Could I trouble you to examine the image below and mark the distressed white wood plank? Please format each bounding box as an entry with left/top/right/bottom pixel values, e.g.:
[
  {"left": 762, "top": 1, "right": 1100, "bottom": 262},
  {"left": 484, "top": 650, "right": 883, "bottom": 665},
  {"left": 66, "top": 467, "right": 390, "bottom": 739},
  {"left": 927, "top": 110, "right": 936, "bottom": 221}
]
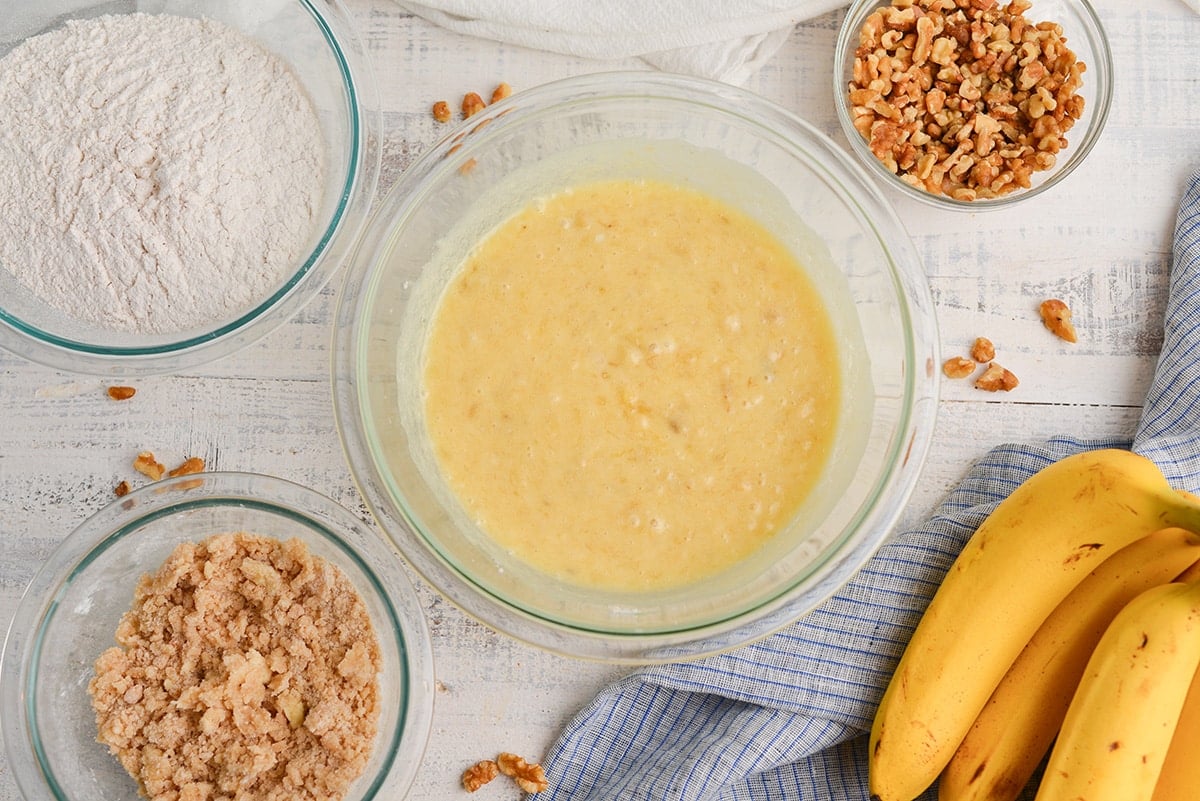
[{"left": 2, "top": 1, "right": 1199, "bottom": 800}]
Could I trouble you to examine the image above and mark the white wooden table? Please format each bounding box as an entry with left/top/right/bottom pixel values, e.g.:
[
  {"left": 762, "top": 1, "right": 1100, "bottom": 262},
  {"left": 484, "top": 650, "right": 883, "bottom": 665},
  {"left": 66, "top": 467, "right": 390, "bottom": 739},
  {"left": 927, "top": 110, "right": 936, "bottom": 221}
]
[{"left": 2, "top": 2, "right": 1199, "bottom": 799}]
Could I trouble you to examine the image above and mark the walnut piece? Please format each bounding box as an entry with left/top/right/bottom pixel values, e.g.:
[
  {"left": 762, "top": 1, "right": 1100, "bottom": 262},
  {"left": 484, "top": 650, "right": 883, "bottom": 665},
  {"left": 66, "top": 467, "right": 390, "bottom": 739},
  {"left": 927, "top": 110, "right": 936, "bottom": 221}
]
[
  {"left": 462, "top": 760, "right": 500, "bottom": 793},
  {"left": 970, "top": 337, "right": 996, "bottom": 363},
  {"left": 461, "top": 92, "right": 486, "bottom": 118},
  {"left": 942, "top": 356, "right": 976, "bottom": 379},
  {"left": 490, "top": 82, "right": 512, "bottom": 103},
  {"left": 133, "top": 451, "right": 165, "bottom": 481},
  {"left": 432, "top": 100, "right": 452, "bottom": 123},
  {"left": 1039, "top": 298, "right": 1078, "bottom": 342},
  {"left": 975, "top": 362, "right": 1020, "bottom": 392},
  {"left": 107, "top": 386, "right": 136, "bottom": 401},
  {"left": 496, "top": 753, "right": 549, "bottom": 794},
  {"left": 168, "top": 456, "right": 205, "bottom": 478},
  {"left": 848, "top": 0, "right": 1087, "bottom": 200}
]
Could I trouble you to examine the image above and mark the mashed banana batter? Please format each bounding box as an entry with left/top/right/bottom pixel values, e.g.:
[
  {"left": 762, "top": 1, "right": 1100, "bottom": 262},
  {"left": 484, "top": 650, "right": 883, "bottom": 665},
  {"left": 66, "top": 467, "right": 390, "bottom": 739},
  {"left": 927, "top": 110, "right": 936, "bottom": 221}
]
[{"left": 423, "top": 179, "right": 841, "bottom": 591}]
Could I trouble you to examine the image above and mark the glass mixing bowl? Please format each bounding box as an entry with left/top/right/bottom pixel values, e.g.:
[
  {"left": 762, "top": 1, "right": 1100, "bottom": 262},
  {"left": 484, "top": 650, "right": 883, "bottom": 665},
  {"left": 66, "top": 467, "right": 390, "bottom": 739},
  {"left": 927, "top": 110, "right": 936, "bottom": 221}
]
[
  {"left": 333, "top": 71, "right": 940, "bottom": 663},
  {"left": 0, "top": 472, "right": 434, "bottom": 801},
  {"left": 0, "top": 0, "right": 379, "bottom": 375},
  {"left": 834, "top": 0, "right": 1113, "bottom": 210}
]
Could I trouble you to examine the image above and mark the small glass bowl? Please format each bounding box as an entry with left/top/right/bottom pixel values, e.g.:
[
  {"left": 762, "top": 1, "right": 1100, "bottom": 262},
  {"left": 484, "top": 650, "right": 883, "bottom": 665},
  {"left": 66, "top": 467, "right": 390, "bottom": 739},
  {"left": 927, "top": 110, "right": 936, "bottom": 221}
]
[
  {"left": 834, "top": 0, "right": 1113, "bottom": 211},
  {"left": 0, "top": 472, "right": 434, "bottom": 801},
  {"left": 0, "top": 0, "right": 380, "bottom": 375},
  {"left": 333, "top": 71, "right": 940, "bottom": 663}
]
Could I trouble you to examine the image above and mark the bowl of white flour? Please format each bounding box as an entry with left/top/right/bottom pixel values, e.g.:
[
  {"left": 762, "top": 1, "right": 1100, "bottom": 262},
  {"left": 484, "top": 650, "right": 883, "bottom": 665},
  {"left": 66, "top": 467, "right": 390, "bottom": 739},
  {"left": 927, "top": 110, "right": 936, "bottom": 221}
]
[{"left": 0, "top": 1, "right": 379, "bottom": 375}]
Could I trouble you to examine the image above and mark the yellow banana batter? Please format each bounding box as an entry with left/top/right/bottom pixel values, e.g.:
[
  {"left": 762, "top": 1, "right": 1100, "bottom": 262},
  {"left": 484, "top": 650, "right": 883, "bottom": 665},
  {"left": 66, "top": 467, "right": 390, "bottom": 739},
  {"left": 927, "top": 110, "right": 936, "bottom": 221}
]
[{"left": 422, "top": 179, "right": 841, "bottom": 592}]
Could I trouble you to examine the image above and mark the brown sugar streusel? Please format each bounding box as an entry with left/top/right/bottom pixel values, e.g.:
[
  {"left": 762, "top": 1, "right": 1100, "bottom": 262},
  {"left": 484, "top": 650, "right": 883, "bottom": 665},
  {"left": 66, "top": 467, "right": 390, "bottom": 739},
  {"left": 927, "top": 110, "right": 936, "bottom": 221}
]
[{"left": 88, "top": 532, "right": 381, "bottom": 801}]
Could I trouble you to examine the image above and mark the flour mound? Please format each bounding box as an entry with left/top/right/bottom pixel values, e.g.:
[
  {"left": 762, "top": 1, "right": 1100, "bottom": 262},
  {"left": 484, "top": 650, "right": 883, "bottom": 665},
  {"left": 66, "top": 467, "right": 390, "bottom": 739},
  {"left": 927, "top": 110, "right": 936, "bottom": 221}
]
[{"left": 0, "top": 13, "right": 326, "bottom": 335}]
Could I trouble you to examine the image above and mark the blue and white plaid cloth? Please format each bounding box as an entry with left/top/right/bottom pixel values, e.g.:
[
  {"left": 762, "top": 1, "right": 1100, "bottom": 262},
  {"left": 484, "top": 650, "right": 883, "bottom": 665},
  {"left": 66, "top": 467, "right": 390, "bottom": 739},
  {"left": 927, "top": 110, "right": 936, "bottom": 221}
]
[{"left": 540, "top": 167, "right": 1200, "bottom": 801}]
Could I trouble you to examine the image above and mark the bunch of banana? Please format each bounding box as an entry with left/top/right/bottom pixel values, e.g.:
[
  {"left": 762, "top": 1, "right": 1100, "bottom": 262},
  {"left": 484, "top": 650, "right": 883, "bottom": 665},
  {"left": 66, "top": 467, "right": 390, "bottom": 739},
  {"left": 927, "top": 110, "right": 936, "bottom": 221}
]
[
  {"left": 1033, "top": 580, "right": 1200, "bottom": 801},
  {"left": 939, "top": 527, "right": 1200, "bottom": 801},
  {"left": 867, "top": 448, "right": 1200, "bottom": 801}
]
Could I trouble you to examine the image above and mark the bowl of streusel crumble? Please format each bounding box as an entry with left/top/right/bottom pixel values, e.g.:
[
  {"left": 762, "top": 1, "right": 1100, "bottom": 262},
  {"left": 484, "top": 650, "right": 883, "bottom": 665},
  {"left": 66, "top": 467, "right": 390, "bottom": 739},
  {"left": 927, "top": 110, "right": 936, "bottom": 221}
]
[{"left": 1, "top": 472, "right": 433, "bottom": 801}]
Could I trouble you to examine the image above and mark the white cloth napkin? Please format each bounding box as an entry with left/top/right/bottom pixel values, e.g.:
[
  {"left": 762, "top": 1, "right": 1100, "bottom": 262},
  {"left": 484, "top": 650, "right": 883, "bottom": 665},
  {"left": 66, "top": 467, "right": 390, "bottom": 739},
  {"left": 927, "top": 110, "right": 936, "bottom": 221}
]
[
  {"left": 397, "top": 0, "right": 848, "bottom": 84},
  {"left": 400, "top": 0, "right": 1200, "bottom": 84}
]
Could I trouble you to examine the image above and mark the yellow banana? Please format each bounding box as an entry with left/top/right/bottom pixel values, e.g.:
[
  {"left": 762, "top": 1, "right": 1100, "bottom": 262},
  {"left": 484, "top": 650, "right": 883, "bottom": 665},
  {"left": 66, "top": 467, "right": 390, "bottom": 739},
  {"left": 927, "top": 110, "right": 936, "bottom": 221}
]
[
  {"left": 1033, "top": 580, "right": 1200, "bottom": 801},
  {"left": 939, "top": 527, "right": 1200, "bottom": 801},
  {"left": 1152, "top": 658, "right": 1200, "bottom": 801},
  {"left": 868, "top": 449, "right": 1200, "bottom": 801},
  {"left": 1173, "top": 553, "right": 1200, "bottom": 582}
]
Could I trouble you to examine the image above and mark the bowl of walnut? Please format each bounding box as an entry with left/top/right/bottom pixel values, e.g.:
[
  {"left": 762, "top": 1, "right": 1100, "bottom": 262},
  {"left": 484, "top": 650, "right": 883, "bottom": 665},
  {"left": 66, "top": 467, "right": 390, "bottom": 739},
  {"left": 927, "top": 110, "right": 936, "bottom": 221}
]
[
  {"left": 0, "top": 472, "right": 434, "bottom": 801},
  {"left": 834, "top": 0, "right": 1113, "bottom": 208}
]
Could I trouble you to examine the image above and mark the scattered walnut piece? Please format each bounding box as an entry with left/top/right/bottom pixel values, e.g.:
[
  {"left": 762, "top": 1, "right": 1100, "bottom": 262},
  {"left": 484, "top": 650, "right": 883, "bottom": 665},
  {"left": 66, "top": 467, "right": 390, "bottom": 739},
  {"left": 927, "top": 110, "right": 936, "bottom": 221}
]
[
  {"left": 432, "top": 100, "right": 452, "bottom": 123},
  {"left": 132, "top": 451, "right": 165, "bottom": 481},
  {"left": 168, "top": 456, "right": 205, "bottom": 478},
  {"left": 970, "top": 337, "right": 996, "bottom": 363},
  {"left": 462, "top": 91, "right": 486, "bottom": 118},
  {"left": 496, "top": 753, "right": 549, "bottom": 794},
  {"left": 1039, "top": 298, "right": 1078, "bottom": 342},
  {"left": 114, "top": 480, "right": 131, "bottom": 498},
  {"left": 942, "top": 356, "right": 976, "bottom": 379},
  {"left": 490, "top": 82, "right": 512, "bottom": 103},
  {"left": 462, "top": 760, "right": 500, "bottom": 793},
  {"left": 107, "top": 385, "right": 136, "bottom": 401},
  {"left": 975, "top": 362, "right": 1020, "bottom": 392}
]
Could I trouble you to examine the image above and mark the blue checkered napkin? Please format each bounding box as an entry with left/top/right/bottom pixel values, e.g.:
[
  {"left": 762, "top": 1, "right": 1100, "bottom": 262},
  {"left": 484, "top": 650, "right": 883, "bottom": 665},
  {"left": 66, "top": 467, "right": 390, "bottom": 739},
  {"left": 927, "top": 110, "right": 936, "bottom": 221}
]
[
  {"left": 539, "top": 167, "right": 1200, "bottom": 801},
  {"left": 1135, "top": 169, "right": 1200, "bottom": 486}
]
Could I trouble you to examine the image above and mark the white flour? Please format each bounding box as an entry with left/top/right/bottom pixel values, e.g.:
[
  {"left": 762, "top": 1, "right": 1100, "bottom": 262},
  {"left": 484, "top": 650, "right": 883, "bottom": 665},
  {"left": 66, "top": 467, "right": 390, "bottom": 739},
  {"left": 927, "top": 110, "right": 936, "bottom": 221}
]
[{"left": 0, "top": 13, "right": 325, "bottom": 335}]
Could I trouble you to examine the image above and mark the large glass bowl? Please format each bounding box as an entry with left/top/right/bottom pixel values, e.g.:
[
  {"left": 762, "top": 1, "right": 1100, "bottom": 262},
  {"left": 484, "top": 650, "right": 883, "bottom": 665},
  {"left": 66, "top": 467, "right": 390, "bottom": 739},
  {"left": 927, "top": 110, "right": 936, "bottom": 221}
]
[
  {"left": 0, "top": 0, "right": 379, "bottom": 375},
  {"left": 333, "top": 71, "right": 940, "bottom": 663},
  {"left": 0, "top": 472, "right": 434, "bottom": 801},
  {"left": 834, "top": 0, "right": 1113, "bottom": 211}
]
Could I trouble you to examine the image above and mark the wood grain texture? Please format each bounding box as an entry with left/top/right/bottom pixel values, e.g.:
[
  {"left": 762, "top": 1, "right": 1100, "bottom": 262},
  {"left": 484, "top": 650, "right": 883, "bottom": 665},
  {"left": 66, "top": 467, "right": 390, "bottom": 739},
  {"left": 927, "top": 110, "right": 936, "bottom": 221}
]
[{"left": 1, "top": 2, "right": 1198, "bottom": 799}]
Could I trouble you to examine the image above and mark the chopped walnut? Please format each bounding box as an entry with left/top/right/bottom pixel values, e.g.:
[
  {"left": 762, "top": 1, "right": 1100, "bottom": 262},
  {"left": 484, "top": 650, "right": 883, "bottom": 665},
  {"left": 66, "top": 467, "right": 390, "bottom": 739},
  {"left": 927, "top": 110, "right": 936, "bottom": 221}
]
[
  {"left": 168, "top": 456, "right": 205, "bottom": 478},
  {"left": 497, "top": 753, "right": 549, "bottom": 794},
  {"left": 975, "top": 362, "right": 1020, "bottom": 392},
  {"left": 970, "top": 337, "right": 996, "bottom": 363},
  {"left": 462, "top": 92, "right": 486, "bottom": 118},
  {"left": 942, "top": 356, "right": 976, "bottom": 379},
  {"left": 847, "top": 0, "right": 1087, "bottom": 200},
  {"left": 278, "top": 691, "right": 306, "bottom": 729},
  {"left": 107, "top": 386, "right": 136, "bottom": 401},
  {"left": 114, "top": 480, "right": 131, "bottom": 498},
  {"left": 432, "top": 100, "right": 452, "bottom": 123},
  {"left": 462, "top": 760, "right": 500, "bottom": 793},
  {"left": 133, "top": 451, "right": 165, "bottom": 481},
  {"left": 490, "top": 82, "right": 512, "bottom": 104},
  {"left": 1039, "top": 298, "right": 1078, "bottom": 342}
]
